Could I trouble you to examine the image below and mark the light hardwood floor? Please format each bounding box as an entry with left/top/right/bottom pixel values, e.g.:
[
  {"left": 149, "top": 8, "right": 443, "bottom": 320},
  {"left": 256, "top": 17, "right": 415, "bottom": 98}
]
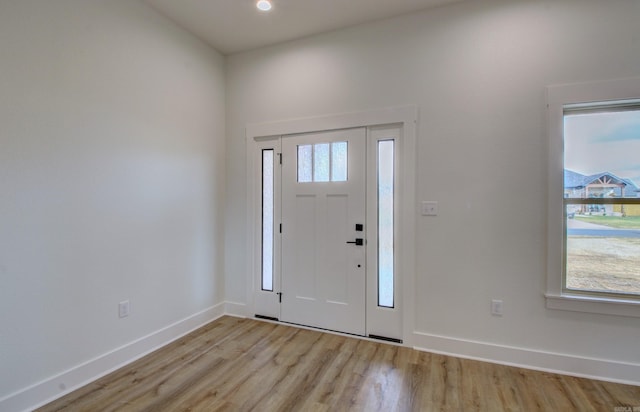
[{"left": 38, "top": 316, "right": 639, "bottom": 411}]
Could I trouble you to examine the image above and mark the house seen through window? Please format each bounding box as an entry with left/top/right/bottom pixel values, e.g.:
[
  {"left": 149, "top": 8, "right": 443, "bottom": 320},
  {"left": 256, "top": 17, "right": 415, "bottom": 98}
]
[{"left": 564, "top": 103, "right": 640, "bottom": 298}]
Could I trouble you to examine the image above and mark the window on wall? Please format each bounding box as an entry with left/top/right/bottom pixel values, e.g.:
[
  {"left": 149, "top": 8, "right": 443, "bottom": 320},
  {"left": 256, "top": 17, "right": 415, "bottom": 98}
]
[
  {"left": 547, "top": 77, "right": 640, "bottom": 317},
  {"left": 297, "top": 142, "right": 347, "bottom": 182},
  {"left": 262, "top": 149, "right": 274, "bottom": 291},
  {"left": 564, "top": 103, "right": 640, "bottom": 299},
  {"left": 378, "top": 140, "right": 395, "bottom": 308}
]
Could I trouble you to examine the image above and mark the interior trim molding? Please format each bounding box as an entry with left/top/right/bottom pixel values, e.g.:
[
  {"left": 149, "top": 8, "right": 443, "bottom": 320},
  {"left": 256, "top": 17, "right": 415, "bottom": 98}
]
[
  {"left": 245, "top": 105, "right": 418, "bottom": 344},
  {"left": 246, "top": 105, "right": 417, "bottom": 139},
  {"left": 412, "top": 330, "right": 640, "bottom": 386},
  {"left": 224, "top": 301, "right": 248, "bottom": 317},
  {"left": 2, "top": 303, "right": 225, "bottom": 412}
]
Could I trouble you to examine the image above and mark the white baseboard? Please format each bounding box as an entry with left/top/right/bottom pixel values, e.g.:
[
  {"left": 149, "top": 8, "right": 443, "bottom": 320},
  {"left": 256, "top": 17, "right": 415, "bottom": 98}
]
[
  {"left": 224, "top": 301, "right": 247, "bottom": 317},
  {"left": 413, "top": 330, "right": 640, "bottom": 386},
  {"left": 6, "top": 308, "right": 637, "bottom": 412},
  {"left": 1, "top": 302, "right": 225, "bottom": 412}
]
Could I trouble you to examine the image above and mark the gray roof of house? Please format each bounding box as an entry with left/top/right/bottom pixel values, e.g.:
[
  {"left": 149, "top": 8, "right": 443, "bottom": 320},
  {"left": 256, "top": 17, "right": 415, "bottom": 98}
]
[{"left": 564, "top": 169, "right": 639, "bottom": 195}]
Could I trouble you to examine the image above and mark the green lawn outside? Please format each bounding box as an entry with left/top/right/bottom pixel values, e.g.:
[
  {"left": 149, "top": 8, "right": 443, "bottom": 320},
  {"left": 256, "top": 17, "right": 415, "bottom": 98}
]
[{"left": 574, "top": 215, "right": 640, "bottom": 229}]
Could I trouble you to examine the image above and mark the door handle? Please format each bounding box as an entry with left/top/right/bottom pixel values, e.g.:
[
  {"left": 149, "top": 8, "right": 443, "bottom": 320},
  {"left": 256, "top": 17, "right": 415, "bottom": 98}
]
[{"left": 346, "top": 238, "right": 364, "bottom": 246}]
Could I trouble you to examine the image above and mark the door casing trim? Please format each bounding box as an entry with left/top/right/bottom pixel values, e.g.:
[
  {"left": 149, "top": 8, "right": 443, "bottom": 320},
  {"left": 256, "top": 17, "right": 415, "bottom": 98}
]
[{"left": 245, "top": 105, "right": 418, "bottom": 345}]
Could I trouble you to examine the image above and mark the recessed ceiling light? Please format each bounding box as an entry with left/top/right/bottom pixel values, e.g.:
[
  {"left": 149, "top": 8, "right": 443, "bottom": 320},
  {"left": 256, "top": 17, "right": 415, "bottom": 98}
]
[{"left": 256, "top": 0, "right": 272, "bottom": 11}]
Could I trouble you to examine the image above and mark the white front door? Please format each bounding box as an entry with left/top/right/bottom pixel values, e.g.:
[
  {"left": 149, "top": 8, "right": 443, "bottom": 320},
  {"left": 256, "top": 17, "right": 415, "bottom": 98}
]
[{"left": 281, "top": 128, "right": 366, "bottom": 335}]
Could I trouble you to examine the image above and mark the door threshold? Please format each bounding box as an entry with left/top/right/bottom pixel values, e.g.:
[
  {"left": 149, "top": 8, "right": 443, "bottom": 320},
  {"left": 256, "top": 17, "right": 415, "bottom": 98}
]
[
  {"left": 254, "top": 314, "right": 279, "bottom": 322},
  {"left": 280, "top": 320, "right": 366, "bottom": 339},
  {"left": 252, "top": 316, "right": 404, "bottom": 346},
  {"left": 368, "top": 334, "right": 403, "bottom": 344}
]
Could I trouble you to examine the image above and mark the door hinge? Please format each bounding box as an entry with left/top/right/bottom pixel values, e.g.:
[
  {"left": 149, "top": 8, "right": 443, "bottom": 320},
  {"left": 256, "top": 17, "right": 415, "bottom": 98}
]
[
  {"left": 279, "top": 223, "right": 282, "bottom": 233},
  {"left": 278, "top": 153, "right": 282, "bottom": 165},
  {"left": 277, "top": 292, "right": 282, "bottom": 303}
]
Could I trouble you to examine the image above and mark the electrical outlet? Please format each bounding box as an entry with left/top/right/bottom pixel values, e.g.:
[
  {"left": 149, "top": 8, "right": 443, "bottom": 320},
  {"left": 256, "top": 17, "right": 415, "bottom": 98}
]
[
  {"left": 491, "top": 299, "right": 503, "bottom": 316},
  {"left": 119, "top": 300, "right": 130, "bottom": 318}
]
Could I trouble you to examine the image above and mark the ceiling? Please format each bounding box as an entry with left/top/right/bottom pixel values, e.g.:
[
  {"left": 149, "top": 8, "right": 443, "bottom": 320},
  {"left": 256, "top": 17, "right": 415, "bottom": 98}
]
[{"left": 145, "top": 0, "right": 463, "bottom": 55}]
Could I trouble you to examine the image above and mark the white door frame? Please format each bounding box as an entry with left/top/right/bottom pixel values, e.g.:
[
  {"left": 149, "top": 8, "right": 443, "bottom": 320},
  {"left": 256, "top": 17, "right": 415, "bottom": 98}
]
[{"left": 245, "top": 106, "right": 417, "bottom": 345}]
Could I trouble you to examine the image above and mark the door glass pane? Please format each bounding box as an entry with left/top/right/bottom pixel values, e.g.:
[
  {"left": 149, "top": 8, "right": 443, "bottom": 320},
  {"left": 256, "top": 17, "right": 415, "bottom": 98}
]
[
  {"left": 331, "top": 141, "right": 348, "bottom": 182},
  {"left": 298, "top": 145, "right": 312, "bottom": 182},
  {"left": 314, "top": 143, "right": 330, "bottom": 182},
  {"left": 262, "top": 149, "right": 274, "bottom": 291},
  {"left": 378, "top": 140, "right": 394, "bottom": 307}
]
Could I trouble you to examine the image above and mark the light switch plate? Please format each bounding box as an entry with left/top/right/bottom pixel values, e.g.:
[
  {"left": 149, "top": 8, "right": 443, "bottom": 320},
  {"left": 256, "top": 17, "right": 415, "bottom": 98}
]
[
  {"left": 491, "top": 299, "right": 503, "bottom": 316},
  {"left": 119, "top": 300, "right": 130, "bottom": 318}
]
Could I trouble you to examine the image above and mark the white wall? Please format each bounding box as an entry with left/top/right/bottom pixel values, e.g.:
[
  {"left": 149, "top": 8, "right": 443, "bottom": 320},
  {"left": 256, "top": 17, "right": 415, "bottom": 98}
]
[
  {"left": 2, "top": 0, "right": 639, "bottom": 408},
  {"left": 0, "top": 0, "right": 226, "bottom": 407},
  {"left": 226, "top": 0, "right": 640, "bottom": 379}
]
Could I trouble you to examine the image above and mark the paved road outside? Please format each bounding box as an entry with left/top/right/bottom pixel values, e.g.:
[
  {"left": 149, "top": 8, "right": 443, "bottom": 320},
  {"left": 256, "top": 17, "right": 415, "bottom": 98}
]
[
  {"left": 567, "top": 218, "right": 640, "bottom": 238},
  {"left": 566, "top": 219, "right": 611, "bottom": 230}
]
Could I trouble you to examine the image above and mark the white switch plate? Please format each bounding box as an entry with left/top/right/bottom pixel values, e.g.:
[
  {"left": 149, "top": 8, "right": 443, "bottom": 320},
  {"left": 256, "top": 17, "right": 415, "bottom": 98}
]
[
  {"left": 119, "top": 300, "right": 130, "bottom": 318},
  {"left": 491, "top": 299, "right": 503, "bottom": 316},
  {"left": 421, "top": 201, "right": 438, "bottom": 216}
]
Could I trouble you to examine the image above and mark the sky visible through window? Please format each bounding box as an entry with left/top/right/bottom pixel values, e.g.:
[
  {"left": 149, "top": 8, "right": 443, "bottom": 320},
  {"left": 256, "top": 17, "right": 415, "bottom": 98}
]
[{"left": 564, "top": 109, "right": 640, "bottom": 185}]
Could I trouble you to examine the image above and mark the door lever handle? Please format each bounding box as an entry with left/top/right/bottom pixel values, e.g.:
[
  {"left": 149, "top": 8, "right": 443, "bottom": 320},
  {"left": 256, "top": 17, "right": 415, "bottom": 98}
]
[{"left": 346, "top": 238, "right": 364, "bottom": 246}]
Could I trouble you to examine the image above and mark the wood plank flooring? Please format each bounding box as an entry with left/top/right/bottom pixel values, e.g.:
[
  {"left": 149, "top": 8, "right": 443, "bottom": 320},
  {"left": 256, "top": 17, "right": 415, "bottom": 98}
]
[{"left": 38, "top": 316, "right": 640, "bottom": 411}]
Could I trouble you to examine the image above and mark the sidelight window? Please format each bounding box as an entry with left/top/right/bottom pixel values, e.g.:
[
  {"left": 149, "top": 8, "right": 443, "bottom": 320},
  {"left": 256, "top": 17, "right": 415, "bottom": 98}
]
[
  {"left": 262, "top": 149, "right": 274, "bottom": 291},
  {"left": 378, "top": 140, "right": 395, "bottom": 308}
]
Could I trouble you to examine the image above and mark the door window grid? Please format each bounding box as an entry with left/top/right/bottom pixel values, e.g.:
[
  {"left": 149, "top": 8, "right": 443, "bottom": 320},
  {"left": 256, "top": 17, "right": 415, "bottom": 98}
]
[
  {"left": 332, "top": 142, "right": 348, "bottom": 181},
  {"left": 378, "top": 140, "right": 395, "bottom": 308},
  {"left": 314, "top": 143, "right": 330, "bottom": 182},
  {"left": 261, "top": 149, "right": 274, "bottom": 291},
  {"left": 297, "top": 142, "right": 348, "bottom": 182}
]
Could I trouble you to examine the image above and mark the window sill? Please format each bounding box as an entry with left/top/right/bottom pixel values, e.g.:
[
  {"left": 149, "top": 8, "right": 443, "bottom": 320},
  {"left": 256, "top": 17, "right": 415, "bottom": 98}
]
[{"left": 545, "top": 293, "right": 640, "bottom": 318}]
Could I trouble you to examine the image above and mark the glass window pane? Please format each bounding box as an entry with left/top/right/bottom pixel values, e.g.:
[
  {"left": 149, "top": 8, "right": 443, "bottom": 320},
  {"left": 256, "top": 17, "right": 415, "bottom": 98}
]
[
  {"left": 262, "top": 150, "right": 274, "bottom": 291},
  {"left": 298, "top": 145, "right": 312, "bottom": 182},
  {"left": 566, "top": 203, "right": 640, "bottom": 295},
  {"left": 564, "top": 107, "right": 640, "bottom": 297},
  {"left": 378, "top": 140, "right": 394, "bottom": 307},
  {"left": 331, "top": 141, "right": 348, "bottom": 182},
  {"left": 314, "top": 143, "right": 330, "bottom": 182}
]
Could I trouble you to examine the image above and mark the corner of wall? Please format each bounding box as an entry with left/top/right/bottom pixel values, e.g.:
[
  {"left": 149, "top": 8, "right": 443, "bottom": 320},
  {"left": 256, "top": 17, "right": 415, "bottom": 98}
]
[{"left": 1, "top": 304, "right": 225, "bottom": 412}]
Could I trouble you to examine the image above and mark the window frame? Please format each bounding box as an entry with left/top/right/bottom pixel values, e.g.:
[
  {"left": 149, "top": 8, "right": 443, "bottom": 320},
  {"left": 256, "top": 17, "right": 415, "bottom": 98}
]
[
  {"left": 252, "top": 137, "right": 281, "bottom": 319},
  {"left": 366, "top": 125, "right": 403, "bottom": 339},
  {"left": 546, "top": 77, "right": 640, "bottom": 317}
]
